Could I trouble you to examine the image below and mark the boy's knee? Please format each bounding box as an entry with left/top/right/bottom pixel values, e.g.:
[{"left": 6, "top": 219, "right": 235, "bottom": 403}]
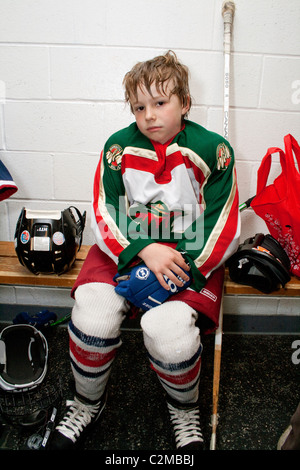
[
  {"left": 71, "top": 282, "right": 128, "bottom": 338},
  {"left": 141, "top": 301, "right": 198, "bottom": 335},
  {"left": 141, "top": 301, "right": 200, "bottom": 361}
]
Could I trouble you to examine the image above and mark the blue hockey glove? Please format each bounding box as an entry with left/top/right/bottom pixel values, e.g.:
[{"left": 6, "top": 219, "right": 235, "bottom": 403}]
[
  {"left": 114, "top": 263, "right": 192, "bottom": 311},
  {"left": 13, "top": 309, "right": 57, "bottom": 329}
]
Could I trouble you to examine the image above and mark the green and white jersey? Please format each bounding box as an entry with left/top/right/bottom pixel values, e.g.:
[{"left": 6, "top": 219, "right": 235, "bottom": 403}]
[{"left": 92, "top": 120, "right": 240, "bottom": 292}]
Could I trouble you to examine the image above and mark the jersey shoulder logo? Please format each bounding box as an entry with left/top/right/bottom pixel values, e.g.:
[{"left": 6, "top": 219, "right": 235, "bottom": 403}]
[
  {"left": 216, "top": 143, "right": 231, "bottom": 170},
  {"left": 106, "top": 144, "right": 123, "bottom": 171}
]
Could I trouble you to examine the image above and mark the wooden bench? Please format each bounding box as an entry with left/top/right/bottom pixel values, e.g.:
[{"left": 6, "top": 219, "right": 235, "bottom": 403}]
[
  {"left": 0, "top": 241, "right": 300, "bottom": 296},
  {"left": 0, "top": 241, "right": 89, "bottom": 288}
]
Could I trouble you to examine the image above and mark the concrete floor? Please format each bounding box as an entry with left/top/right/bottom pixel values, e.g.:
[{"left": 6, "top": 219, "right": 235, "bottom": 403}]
[{"left": 0, "top": 324, "right": 299, "bottom": 455}]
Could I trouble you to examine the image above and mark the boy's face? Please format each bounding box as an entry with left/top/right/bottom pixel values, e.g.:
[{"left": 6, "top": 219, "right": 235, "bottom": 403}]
[{"left": 131, "top": 80, "right": 189, "bottom": 144}]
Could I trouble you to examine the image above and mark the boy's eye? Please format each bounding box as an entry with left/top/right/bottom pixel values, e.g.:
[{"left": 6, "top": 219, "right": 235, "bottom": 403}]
[
  {"left": 135, "top": 106, "right": 144, "bottom": 112},
  {"left": 156, "top": 101, "right": 165, "bottom": 107}
]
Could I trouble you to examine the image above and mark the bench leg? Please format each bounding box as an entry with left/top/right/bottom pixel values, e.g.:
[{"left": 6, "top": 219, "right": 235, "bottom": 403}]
[{"left": 210, "top": 298, "right": 224, "bottom": 450}]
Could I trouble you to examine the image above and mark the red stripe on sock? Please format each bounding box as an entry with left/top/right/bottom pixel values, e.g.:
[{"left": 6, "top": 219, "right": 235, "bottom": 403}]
[
  {"left": 150, "top": 358, "right": 201, "bottom": 385},
  {"left": 69, "top": 337, "right": 117, "bottom": 368}
]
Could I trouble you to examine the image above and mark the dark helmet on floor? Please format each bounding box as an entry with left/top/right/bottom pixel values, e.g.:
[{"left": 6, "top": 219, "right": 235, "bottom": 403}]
[
  {"left": 0, "top": 324, "right": 63, "bottom": 430},
  {"left": 0, "top": 324, "right": 48, "bottom": 392}
]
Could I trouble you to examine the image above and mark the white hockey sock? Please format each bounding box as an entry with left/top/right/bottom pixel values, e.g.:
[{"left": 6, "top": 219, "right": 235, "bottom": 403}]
[
  {"left": 141, "top": 301, "right": 202, "bottom": 404},
  {"left": 69, "top": 282, "right": 129, "bottom": 402}
]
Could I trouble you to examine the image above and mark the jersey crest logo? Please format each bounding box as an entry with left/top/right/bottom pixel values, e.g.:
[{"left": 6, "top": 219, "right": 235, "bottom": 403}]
[
  {"left": 106, "top": 144, "right": 123, "bottom": 171},
  {"left": 216, "top": 143, "right": 231, "bottom": 170}
]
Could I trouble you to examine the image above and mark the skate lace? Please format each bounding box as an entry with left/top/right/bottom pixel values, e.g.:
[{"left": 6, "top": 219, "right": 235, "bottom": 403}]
[
  {"left": 167, "top": 402, "right": 203, "bottom": 448},
  {"left": 56, "top": 397, "right": 100, "bottom": 443}
]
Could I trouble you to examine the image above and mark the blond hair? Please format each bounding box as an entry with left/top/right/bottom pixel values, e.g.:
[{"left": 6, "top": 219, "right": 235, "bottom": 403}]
[{"left": 123, "top": 50, "right": 191, "bottom": 117}]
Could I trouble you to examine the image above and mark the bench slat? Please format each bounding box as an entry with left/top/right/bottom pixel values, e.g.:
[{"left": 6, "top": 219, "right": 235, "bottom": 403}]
[
  {"left": 224, "top": 271, "right": 300, "bottom": 296},
  {"left": 0, "top": 257, "right": 83, "bottom": 287}
]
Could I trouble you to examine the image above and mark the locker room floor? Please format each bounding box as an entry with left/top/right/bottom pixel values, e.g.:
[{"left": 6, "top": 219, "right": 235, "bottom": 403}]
[{"left": 0, "top": 318, "right": 299, "bottom": 455}]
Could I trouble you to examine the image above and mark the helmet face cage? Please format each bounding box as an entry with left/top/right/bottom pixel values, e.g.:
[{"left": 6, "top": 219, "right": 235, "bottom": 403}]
[
  {"left": 14, "top": 206, "right": 86, "bottom": 275},
  {"left": 0, "top": 375, "right": 63, "bottom": 427},
  {"left": 0, "top": 325, "right": 48, "bottom": 392},
  {"left": 226, "top": 233, "right": 291, "bottom": 294},
  {"left": 0, "top": 326, "right": 62, "bottom": 428}
]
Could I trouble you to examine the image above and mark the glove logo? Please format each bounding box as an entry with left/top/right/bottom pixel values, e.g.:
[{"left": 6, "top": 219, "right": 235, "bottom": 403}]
[{"left": 135, "top": 266, "right": 150, "bottom": 280}]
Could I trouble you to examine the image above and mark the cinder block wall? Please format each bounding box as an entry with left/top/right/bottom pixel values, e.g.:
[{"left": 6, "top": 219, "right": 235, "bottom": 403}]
[{"left": 0, "top": 0, "right": 299, "bottom": 319}]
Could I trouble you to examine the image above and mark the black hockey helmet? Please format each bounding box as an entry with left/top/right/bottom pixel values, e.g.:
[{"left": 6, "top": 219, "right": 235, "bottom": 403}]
[
  {"left": 0, "top": 324, "right": 48, "bottom": 392},
  {"left": 226, "top": 233, "right": 291, "bottom": 294},
  {"left": 14, "top": 206, "right": 86, "bottom": 275}
]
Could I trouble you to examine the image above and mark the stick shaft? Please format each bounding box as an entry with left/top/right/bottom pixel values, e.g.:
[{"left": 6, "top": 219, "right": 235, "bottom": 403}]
[
  {"left": 210, "top": 346, "right": 222, "bottom": 450},
  {"left": 210, "top": 302, "right": 223, "bottom": 450},
  {"left": 212, "top": 345, "right": 222, "bottom": 416}
]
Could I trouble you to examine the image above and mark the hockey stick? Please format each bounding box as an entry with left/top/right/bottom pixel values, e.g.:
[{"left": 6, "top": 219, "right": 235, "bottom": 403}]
[
  {"left": 222, "top": 1, "right": 235, "bottom": 141},
  {"left": 210, "top": 1, "right": 236, "bottom": 451}
]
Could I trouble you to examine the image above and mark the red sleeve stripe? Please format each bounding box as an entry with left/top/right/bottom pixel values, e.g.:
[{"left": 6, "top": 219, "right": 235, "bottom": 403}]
[
  {"left": 196, "top": 180, "right": 240, "bottom": 277},
  {"left": 92, "top": 151, "right": 128, "bottom": 258}
]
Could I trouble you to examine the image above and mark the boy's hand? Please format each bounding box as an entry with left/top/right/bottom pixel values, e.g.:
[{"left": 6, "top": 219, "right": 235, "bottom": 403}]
[
  {"left": 113, "top": 262, "right": 192, "bottom": 311},
  {"left": 137, "top": 244, "right": 191, "bottom": 290}
]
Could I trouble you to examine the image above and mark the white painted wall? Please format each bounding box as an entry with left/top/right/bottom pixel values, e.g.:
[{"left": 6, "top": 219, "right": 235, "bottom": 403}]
[{"left": 0, "top": 0, "right": 299, "bottom": 315}]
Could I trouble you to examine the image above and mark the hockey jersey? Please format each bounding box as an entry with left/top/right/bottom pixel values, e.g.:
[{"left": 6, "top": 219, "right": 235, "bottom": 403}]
[{"left": 92, "top": 120, "right": 240, "bottom": 292}]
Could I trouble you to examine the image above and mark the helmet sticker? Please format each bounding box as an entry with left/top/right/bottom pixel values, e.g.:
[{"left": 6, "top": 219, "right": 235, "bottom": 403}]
[
  {"left": 20, "top": 230, "right": 30, "bottom": 244},
  {"left": 53, "top": 231, "right": 65, "bottom": 246},
  {"left": 33, "top": 237, "right": 50, "bottom": 251}
]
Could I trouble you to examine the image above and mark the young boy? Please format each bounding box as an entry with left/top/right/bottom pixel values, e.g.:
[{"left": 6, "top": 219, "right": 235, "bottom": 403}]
[{"left": 49, "top": 51, "right": 240, "bottom": 450}]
